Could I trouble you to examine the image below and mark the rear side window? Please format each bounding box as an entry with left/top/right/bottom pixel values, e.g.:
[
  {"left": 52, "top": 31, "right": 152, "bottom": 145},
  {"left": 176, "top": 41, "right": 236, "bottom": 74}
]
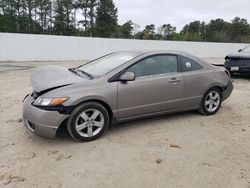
[{"left": 180, "top": 56, "right": 203, "bottom": 72}]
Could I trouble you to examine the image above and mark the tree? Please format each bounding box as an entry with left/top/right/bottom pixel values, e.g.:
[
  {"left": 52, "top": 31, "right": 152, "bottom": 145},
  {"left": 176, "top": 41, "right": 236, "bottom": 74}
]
[
  {"left": 77, "top": 0, "right": 89, "bottom": 31},
  {"left": 21, "top": 0, "right": 36, "bottom": 33},
  {"left": 95, "top": 0, "right": 118, "bottom": 37},
  {"left": 76, "top": 0, "right": 97, "bottom": 36},
  {"left": 88, "top": 0, "right": 97, "bottom": 36},
  {"left": 229, "top": 17, "right": 250, "bottom": 42},
  {"left": 0, "top": 0, "right": 6, "bottom": 14},
  {"left": 0, "top": 0, "right": 19, "bottom": 32},
  {"left": 119, "top": 20, "right": 134, "bottom": 38},
  {"left": 205, "top": 19, "right": 229, "bottom": 42},
  {"left": 53, "top": 0, "right": 67, "bottom": 35},
  {"left": 131, "top": 23, "right": 140, "bottom": 36},
  {"left": 181, "top": 21, "right": 204, "bottom": 41},
  {"left": 36, "top": 0, "right": 52, "bottom": 33},
  {"left": 142, "top": 24, "right": 155, "bottom": 39},
  {"left": 63, "top": 0, "right": 76, "bottom": 35},
  {"left": 157, "top": 24, "right": 176, "bottom": 40},
  {"left": 1, "top": 1, "right": 250, "bottom": 43}
]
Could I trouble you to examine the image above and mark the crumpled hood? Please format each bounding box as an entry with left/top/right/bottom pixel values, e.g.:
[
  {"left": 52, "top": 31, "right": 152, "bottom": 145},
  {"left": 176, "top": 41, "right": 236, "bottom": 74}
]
[{"left": 31, "top": 65, "right": 85, "bottom": 93}]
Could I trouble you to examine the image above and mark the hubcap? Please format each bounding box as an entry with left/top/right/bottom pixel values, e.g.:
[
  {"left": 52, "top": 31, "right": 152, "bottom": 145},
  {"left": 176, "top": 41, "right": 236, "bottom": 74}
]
[
  {"left": 75, "top": 109, "right": 104, "bottom": 138},
  {"left": 205, "top": 91, "right": 221, "bottom": 112}
]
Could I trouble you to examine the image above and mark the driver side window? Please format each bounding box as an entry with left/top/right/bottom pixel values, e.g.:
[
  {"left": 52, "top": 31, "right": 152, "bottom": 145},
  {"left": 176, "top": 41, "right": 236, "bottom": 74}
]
[{"left": 127, "top": 55, "right": 178, "bottom": 78}]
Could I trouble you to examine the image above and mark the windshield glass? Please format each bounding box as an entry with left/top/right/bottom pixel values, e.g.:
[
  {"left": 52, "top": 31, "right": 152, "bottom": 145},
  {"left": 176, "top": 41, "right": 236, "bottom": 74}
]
[{"left": 77, "top": 52, "right": 140, "bottom": 77}]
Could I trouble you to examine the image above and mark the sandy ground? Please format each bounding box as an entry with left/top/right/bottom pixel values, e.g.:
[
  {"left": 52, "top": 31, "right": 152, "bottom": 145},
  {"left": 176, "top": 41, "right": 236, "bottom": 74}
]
[{"left": 0, "top": 59, "right": 250, "bottom": 188}]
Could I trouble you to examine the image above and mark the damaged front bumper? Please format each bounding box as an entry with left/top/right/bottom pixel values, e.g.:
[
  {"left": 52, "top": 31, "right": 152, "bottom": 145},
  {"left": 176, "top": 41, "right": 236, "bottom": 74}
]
[{"left": 23, "top": 95, "right": 69, "bottom": 138}]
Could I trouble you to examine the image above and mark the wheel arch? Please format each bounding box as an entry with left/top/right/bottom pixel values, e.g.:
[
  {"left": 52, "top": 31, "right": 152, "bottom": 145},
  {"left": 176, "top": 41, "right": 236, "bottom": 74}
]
[
  {"left": 203, "top": 83, "right": 225, "bottom": 95},
  {"left": 209, "top": 85, "right": 224, "bottom": 93},
  {"left": 74, "top": 99, "right": 113, "bottom": 121},
  {"left": 198, "top": 85, "right": 223, "bottom": 115},
  {"left": 57, "top": 98, "right": 114, "bottom": 136},
  {"left": 199, "top": 84, "right": 224, "bottom": 108}
]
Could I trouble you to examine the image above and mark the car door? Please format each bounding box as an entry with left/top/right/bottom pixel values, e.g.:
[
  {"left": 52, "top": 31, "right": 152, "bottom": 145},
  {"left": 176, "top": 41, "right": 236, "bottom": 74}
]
[
  {"left": 178, "top": 55, "right": 208, "bottom": 110},
  {"left": 117, "top": 54, "right": 184, "bottom": 119}
]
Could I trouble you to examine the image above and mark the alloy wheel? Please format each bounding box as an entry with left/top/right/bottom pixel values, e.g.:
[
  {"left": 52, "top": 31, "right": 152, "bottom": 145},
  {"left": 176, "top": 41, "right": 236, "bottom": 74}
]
[
  {"left": 204, "top": 91, "right": 221, "bottom": 113},
  {"left": 75, "top": 109, "right": 104, "bottom": 138}
]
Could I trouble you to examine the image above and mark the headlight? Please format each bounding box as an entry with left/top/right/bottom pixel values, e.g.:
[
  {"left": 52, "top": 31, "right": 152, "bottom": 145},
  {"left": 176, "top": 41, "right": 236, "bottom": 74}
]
[{"left": 33, "top": 97, "right": 69, "bottom": 106}]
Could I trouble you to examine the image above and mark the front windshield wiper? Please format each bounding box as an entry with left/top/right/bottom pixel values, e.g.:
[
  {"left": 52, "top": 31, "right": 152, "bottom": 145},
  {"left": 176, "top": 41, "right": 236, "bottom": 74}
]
[
  {"left": 69, "top": 68, "right": 80, "bottom": 76},
  {"left": 69, "top": 68, "right": 94, "bottom": 79},
  {"left": 76, "top": 69, "right": 94, "bottom": 79}
]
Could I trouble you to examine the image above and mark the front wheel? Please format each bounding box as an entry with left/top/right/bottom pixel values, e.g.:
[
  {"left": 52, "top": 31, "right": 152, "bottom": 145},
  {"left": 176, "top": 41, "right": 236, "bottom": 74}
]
[
  {"left": 199, "top": 88, "right": 222, "bottom": 115},
  {"left": 67, "top": 102, "right": 110, "bottom": 142}
]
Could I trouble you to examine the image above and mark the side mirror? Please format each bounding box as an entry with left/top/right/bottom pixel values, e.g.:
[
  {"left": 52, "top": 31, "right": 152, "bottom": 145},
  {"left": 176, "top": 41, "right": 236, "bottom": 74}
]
[
  {"left": 238, "top": 49, "right": 242, "bottom": 52},
  {"left": 119, "top": 72, "right": 135, "bottom": 82}
]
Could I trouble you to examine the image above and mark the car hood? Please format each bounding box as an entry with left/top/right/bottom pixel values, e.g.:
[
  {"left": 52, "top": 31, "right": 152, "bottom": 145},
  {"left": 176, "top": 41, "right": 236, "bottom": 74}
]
[
  {"left": 31, "top": 65, "right": 86, "bottom": 93},
  {"left": 227, "top": 52, "right": 250, "bottom": 59}
]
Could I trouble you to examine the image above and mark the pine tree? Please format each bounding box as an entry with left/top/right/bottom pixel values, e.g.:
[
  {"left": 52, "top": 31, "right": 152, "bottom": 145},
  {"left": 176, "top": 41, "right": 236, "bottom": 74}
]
[
  {"left": 77, "top": 0, "right": 89, "bottom": 31},
  {"left": 95, "top": 0, "right": 118, "bottom": 37},
  {"left": 88, "top": 0, "right": 97, "bottom": 36},
  {"left": 53, "top": 0, "right": 75, "bottom": 35},
  {"left": 76, "top": 0, "right": 97, "bottom": 36},
  {"left": 53, "top": 0, "right": 66, "bottom": 35}
]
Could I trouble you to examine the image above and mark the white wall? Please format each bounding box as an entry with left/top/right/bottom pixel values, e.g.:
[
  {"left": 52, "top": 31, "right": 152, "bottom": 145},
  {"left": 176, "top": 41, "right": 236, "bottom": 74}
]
[{"left": 0, "top": 32, "right": 248, "bottom": 61}]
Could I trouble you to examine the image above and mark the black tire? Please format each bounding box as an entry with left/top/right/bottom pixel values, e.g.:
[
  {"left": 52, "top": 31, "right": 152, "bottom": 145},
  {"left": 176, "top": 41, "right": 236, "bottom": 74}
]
[
  {"left": 67, "top": 102, "right": 110, "bottom": 142},
  {"left": 198, "top": 87, "right": 222, "bottom": 116}
]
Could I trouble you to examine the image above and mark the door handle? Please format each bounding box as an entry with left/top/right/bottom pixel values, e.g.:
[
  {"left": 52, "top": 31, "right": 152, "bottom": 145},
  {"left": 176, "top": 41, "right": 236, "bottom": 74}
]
[{"left": 169, "top": 77, "right": 181, "bottom": 83}]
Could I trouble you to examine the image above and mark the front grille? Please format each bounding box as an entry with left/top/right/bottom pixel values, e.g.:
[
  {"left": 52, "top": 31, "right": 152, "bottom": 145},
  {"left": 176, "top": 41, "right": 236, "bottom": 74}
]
[{"left": 226, "top": 60, "right": 250, "bottom": 67}]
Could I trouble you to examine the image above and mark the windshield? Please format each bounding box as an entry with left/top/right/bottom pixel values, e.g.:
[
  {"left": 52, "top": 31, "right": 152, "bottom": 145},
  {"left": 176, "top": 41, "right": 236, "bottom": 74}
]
[{"left": 76, "top": 52, "right": 140, "bottom": 77}]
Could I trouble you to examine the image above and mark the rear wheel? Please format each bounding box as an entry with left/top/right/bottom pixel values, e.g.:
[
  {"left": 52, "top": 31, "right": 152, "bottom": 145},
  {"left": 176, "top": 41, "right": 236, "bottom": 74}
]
[
  {"left": 199, "top": 88, "right": 222, "bottom": 115},
  {"left": 67, "top": 102, "right": 109, "bottom": 142}
]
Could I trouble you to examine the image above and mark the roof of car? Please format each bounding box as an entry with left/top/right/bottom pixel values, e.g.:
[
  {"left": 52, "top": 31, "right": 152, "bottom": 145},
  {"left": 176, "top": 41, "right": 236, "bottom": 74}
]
[
  {"left": 142, "top": 50, "right": 194, "bottom": 56},
  {"left": 118, "top": 50, "right": 199, "bottom": 58},
  {"left": 119, "top": 50, "right": 207, "bottom": 65}
]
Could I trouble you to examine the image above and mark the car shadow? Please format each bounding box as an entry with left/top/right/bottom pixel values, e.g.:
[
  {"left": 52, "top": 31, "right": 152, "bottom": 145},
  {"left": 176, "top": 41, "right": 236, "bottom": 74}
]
[
  {"left": 108, "top": 110, "right": 199, "bottom": 135},
  {"left": 53, "top": 110, "right": 200, "bottom": 143}
]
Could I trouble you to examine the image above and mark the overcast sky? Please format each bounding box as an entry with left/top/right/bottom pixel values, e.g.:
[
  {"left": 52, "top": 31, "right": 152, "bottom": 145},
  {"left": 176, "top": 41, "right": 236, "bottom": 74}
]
[{"left": 113, "top": 0, "right": 250, "bottom": 31}]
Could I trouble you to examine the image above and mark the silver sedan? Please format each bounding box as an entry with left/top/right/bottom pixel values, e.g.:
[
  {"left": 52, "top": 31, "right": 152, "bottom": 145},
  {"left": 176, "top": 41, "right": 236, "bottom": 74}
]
[{"left": 23, "top": 51, "right": 233, "bottom": 141}]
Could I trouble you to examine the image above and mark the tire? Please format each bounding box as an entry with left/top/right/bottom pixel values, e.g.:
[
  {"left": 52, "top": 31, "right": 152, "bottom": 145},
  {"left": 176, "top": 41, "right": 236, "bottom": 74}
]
[
  {"left": 198, "top": 88, "right": 222, "bottom": 116},
  {"left": 67, "top": 102, "right": 110, "bottom": 142}
]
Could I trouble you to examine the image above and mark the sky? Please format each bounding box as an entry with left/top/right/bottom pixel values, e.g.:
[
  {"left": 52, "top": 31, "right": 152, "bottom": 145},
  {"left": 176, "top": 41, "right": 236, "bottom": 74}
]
[{"left": 113, "top": 0, "right": 250, "bottom": 32}]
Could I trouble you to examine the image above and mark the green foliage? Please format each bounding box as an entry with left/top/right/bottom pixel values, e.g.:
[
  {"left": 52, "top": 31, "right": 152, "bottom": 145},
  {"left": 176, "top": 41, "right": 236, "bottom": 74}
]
[
  {"left": 229, "top": 17, "right": 250, "bottom": 42},
  {"left": 205, "top": 19, "right": 229, "bottom": 42},
  {"left": 157, "top": 24, "right": 176, "bottom": 40},
  {"left": 53, "top": 0, "right": 76, "bottom": 35},
  {"left": 142, "top": 24, "right": 155, "bottom": 39},
  {"left": 0, "top": 0, "right": 250, "bottom": 43},
  {"left": 76, "top": 0, "right": 98, "bottom": 36},
  {"left": 0, "top": 14, "right": 17, "bottom": 32},
  {"left": 118, "top": 20, "right": 133, "bottom": 38},
  {"left": 95, "top": 0, "right": 118, "bottom": 37}
]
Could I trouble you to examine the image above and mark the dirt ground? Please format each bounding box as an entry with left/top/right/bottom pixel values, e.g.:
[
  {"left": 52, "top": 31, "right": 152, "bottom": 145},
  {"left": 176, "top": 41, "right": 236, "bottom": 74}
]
[{"left": 0, "top": 58, "right": 250, "bottom": 188}]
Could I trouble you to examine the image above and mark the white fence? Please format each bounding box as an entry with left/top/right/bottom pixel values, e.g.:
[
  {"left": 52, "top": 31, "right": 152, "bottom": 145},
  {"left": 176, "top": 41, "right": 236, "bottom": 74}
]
[{"left": 0, "top": 32, "right": 248, "bottom": 61}]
